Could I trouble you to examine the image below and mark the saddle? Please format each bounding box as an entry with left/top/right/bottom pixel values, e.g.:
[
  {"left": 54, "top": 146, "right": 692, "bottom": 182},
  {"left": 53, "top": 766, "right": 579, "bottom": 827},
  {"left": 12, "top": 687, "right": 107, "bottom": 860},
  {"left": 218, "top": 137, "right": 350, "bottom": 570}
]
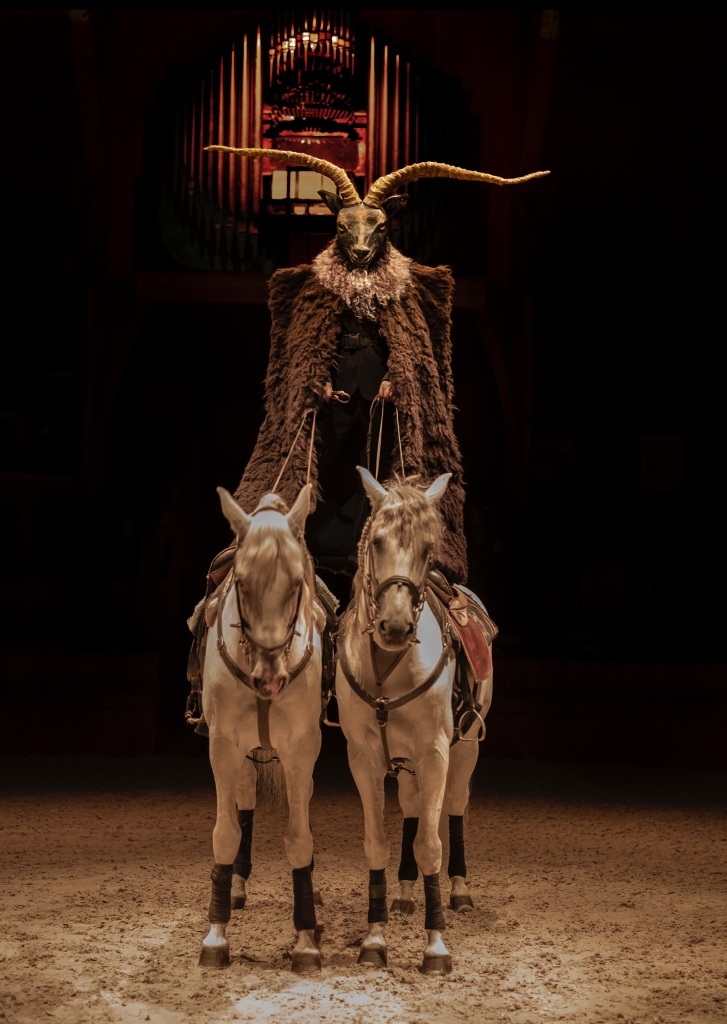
[{"left": 427, "top": 569, "right": 498, "bottom": 684}]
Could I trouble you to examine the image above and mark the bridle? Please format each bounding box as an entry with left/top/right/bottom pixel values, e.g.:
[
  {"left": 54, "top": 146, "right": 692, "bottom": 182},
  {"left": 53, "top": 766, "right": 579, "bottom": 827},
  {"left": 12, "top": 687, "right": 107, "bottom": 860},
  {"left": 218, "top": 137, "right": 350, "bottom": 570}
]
[
  {"left": 232, "top": 567, "right": 305, "bottom": 662},
  {"left": 215, "top": 525, "right": 316, "bottom": 694},
  {"left": 361, "top": 514, "right": 432, "bottom": 639}
]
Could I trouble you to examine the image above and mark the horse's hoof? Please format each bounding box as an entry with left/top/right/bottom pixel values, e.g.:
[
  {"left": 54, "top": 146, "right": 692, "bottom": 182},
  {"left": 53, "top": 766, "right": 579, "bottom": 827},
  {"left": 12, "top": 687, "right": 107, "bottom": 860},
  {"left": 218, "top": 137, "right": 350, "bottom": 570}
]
[
  {"left": 291, "top": 950, "right": 322, "bottom": 974},
  {"left": 313, "top": 889, "right": 324, "bottom": 907},
  {"left": 198, "top": 944, "right": 230, "bottom": 969},
  {"left": 390, "top": 898, "right": 415, "bottom": 915},
  {"left": 231, "top": 895, "right": 246, "bottom": 910},
  {"left": 420, "top": 953, "right": 452, "bottom": 976},
  {"left": 449, "top": 893, "right": 474, "bottom": 912},
  {"left": 357, "top": 946, "right": 387, "bottom": 968}
]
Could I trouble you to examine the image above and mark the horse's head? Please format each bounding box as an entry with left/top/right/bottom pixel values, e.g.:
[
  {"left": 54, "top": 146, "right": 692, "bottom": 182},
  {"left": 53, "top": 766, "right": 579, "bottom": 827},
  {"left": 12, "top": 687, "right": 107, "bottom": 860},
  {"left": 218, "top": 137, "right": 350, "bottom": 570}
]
[
  {"left": 217, "top": 483, "right": 312, "bottom": 700},
  {"left": 356, "top": 466, "right": 451, "bottom": 651}
]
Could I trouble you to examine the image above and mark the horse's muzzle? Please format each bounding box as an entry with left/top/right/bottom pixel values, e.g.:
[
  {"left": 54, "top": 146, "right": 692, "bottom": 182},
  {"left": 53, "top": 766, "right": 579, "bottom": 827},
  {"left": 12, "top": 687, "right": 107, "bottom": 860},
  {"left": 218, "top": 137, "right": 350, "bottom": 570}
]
[
  {"left": 376, "top": 618, "right": 415, "bottom": 649},
  {"left": 251, "top": 652, "right": 290, "bottom": 700}
]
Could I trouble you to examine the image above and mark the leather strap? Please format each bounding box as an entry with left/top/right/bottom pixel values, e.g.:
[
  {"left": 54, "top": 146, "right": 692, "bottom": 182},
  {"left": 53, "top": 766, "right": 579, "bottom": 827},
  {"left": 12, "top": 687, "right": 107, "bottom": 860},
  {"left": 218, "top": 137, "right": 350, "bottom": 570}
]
[{"left": 337, "top": 631, "right": 454, "bottom": 776}]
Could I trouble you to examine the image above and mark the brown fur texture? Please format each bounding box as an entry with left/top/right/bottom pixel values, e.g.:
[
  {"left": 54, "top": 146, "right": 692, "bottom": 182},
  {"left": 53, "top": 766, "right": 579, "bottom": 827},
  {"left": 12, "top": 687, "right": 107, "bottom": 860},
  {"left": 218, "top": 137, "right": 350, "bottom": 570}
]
[{"left": 234, "top": 244, "right": 468, "bottom": 583}]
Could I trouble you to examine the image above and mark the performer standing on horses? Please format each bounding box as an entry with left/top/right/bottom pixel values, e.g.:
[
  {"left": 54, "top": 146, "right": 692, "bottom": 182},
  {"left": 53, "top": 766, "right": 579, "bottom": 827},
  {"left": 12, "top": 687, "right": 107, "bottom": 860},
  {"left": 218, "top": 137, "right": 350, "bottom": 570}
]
[
  {"left": 186, "top": 149, "right": 548, "bottom": 701},
  {"left": 234, "top": 235, "right": 468, "bottom": 594},
  {"left": 200, "top": 148, "right": 547, "bottom": 597}
]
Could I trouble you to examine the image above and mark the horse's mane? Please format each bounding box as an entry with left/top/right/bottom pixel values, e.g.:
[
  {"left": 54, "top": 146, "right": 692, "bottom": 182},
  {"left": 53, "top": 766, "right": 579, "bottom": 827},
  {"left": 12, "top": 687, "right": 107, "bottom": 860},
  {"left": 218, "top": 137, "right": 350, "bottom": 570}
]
[{"left": 348, "top": 474, "right": 443, "bottom": 619}]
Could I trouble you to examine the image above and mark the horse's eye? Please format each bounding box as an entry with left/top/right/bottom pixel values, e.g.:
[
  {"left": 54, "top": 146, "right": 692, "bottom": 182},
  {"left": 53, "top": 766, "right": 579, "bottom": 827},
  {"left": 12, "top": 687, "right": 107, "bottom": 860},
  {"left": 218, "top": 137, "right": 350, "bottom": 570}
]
[
  {"left": 237, "top": 578, "right": 248, "bottom": 593},
  {"left": 372, "top": 535, "right": 383, "bottom": 549}
]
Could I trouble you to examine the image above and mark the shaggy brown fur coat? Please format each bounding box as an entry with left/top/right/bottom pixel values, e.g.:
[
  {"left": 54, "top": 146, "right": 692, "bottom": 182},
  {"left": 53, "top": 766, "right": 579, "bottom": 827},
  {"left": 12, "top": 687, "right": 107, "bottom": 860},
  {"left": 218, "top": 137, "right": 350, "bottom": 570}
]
[{"left": 235, "top": 241, "right": 468, "bottom": 583}]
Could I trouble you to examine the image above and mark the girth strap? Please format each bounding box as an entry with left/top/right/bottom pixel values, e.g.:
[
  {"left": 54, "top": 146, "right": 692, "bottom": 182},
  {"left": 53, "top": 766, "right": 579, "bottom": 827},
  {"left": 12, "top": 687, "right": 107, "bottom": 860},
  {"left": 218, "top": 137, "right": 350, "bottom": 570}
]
[{"left": 337, "top": 632, "right": 454, "bottom": 777}]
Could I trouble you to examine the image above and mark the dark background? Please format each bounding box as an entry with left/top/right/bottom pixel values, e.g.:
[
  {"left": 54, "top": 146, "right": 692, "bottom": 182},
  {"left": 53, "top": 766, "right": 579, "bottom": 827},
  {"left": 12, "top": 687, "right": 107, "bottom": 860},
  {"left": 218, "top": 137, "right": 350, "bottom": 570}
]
[{"left": 1, "top": 9, "right": 724, "bottom": 771}]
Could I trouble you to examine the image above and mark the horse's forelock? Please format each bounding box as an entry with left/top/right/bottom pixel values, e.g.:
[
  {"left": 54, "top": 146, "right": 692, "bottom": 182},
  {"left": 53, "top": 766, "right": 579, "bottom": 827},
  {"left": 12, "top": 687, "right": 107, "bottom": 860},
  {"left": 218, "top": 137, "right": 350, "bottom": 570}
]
[
  {"left": 237, "top": 514, "right": 306, "bottom": 585},
  {"left": 253, "top": 492, "right": 290, "bottom": 515},
  {"left": 377, "top": 481, "right": 442, "bottom": 546}
]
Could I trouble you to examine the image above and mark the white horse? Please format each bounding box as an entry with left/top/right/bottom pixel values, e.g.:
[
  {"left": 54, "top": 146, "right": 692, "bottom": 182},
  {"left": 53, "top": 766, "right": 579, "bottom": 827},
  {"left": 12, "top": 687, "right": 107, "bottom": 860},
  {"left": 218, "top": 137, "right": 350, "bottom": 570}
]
[
  {"left": 198, "top": 483, "right": 326, "bottom": 973},
  {"left": 335, "top": 466, "right": 467, "bottom": 975}
]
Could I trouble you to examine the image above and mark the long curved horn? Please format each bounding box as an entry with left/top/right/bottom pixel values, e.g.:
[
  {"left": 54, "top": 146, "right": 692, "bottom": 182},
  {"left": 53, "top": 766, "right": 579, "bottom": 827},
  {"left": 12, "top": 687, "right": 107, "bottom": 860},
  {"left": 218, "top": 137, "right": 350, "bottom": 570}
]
[
  {"left": 364, "top": 161, "right": 550, "bottom": 209},
  {"left": 204, "top": 145, "right": 361, "bottom": 206}
]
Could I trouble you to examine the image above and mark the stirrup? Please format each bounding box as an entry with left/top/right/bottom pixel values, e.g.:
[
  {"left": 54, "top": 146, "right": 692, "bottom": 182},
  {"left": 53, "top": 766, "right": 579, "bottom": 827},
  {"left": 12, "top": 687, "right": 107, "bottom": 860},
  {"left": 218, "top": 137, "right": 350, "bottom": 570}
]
[{"left": 454, "top": 705, "right": 486, "bottom": 742}]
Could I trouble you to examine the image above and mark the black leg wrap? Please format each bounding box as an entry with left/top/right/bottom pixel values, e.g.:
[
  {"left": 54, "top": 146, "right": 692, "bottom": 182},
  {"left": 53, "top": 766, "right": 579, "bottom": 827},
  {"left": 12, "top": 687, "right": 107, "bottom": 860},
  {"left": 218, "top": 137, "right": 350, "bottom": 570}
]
[
  {"left": 208, "top": 862, "right": 233, "bottom": 924},
  {"left": 448, "top": 814, "right": 466, "bottom": 878},
  {"left": 423, "top": 873, "right": 446, "bottom": 932},
  {"left": 398, "top": 817, "right": 419, "bottom": 881},
  {"left": 233, "top": 809, "right": 254, "bottom": 879},
  {"left": 292, "top": 865, "right": 317, "bottom": 932},
  {"left": 368, "top": 868, "right": 389, "bottom": 924}
]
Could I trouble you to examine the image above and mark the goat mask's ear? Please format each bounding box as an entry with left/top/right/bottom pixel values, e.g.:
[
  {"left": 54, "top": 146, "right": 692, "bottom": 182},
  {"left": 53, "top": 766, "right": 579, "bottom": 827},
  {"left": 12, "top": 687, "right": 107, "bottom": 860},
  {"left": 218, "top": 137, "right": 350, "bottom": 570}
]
[
  {"left": 217, "top": 486, "right": 252, "bottom": 540},
  {"left": 318, "top": 189, "right": 344, "bottom": 216},
  {"left": 357, "top": 465, "right": 388, "bottom": 507},
  {"left": 382, "top": 194, "right": 409, "bottom": 219}
]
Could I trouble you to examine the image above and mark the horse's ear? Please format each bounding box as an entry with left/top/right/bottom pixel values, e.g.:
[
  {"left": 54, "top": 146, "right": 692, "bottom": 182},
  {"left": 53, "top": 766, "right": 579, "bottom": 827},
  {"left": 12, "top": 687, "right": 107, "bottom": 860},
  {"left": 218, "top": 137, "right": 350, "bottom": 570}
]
[
  {"left": 357, "top": 465, "right": 388, "bottom": 506},
  {"left": 287, "top": 482, "right": 312, "bottom": 537},
  {"left": 424, "top": 473, "right": 452, "bottom": 504},
  {"left": 217, "top": 486, "right": 252, "bottom": 539}
]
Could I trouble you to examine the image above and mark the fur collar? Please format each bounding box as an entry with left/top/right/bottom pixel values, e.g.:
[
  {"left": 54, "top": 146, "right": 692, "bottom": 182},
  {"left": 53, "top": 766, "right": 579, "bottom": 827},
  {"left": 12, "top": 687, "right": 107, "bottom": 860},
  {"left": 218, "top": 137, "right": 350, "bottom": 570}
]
[{"left": 312, "top": 239, "right": 412, "bottom": 320}]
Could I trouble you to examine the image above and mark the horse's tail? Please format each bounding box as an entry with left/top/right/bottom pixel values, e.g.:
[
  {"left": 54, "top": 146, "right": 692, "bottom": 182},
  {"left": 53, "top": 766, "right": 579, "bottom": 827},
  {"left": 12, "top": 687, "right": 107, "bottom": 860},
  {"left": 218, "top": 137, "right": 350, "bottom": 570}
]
[{"left": 254, "top": 751, "right": 288, "bottom": 813}]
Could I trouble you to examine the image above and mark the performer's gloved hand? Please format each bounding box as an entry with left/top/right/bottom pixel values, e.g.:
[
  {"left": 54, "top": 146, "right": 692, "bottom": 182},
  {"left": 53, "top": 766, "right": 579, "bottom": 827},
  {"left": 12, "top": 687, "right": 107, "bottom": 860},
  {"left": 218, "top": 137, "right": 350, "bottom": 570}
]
[
  {"left": 322, "top": 380, "right": 351, "bottom": 404},
  {"left": 305, "top": 381, "right": 329, "bottom": 408},
  {"left": 378, "top": 379, "right": 393, "bottom": 401}
]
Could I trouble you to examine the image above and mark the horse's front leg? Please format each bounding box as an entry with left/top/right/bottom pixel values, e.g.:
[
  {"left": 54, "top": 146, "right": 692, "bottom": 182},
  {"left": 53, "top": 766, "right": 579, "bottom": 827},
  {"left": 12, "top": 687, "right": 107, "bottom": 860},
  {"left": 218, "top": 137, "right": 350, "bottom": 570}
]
[
  {"left": 278, "top": 735, "right": 321, "bottom": 974},
  {"left": 348, "top": 749, "right": 390, "bottom": 969},
  {"left": 413, "top": 747, "right": 452, "bottom": 976},
  {"left": 199, "top": 733, "right": 242, "bottom": 968},
  {"left": 392, "top": 770, "right": 420, "bottom": 915},
  {"left": 232, "top": 753, "right": 258, "bottom": 911}
]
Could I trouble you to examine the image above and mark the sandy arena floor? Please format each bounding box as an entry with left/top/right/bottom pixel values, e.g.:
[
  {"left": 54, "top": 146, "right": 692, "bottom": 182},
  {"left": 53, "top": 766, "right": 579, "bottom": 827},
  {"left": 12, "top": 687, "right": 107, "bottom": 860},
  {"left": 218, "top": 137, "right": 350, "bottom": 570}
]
[{"left": 1, "top": 752, "right": 725, "bottom": 1024}]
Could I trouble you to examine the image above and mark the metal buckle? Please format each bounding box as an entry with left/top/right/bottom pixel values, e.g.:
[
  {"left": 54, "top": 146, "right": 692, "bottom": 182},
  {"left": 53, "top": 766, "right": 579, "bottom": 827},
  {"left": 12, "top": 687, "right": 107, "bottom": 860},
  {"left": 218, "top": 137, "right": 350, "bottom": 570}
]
[{"left": 375, "top": 696, "right": 390, "bottom": 727}]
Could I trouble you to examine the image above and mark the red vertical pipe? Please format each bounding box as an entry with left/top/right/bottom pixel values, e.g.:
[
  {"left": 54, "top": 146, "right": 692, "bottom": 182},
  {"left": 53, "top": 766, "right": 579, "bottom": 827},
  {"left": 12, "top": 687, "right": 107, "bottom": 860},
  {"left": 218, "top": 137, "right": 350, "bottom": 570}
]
[
  {"left": 253, "top": 28, "right": 262, "bottom": 215},
  {"left": 392, "top": 53, "right": 400, "bottom": 172},
  {"left": 198, "top": 79, "right": 205, "bottom": 194},
  {"left": 217, "top": 56, "right": 225, "bottom": 209},
  {"left": 379, "top": 45, "right": 389, "bottom": 179},
  {"left": 404, "top": 62, "right": 411, "bottom": 167},
  {"left": 241, "top": 34, "right": 250, "bottom": 217},
  {"left": 206, "top": 70, "right": 214, "bottom": 196},
  {"left": 367, "top": 36, "right": 376, "bottom": 193},
  {"left": 228, "top": 44, "right": 237, "bottom": 214}
]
